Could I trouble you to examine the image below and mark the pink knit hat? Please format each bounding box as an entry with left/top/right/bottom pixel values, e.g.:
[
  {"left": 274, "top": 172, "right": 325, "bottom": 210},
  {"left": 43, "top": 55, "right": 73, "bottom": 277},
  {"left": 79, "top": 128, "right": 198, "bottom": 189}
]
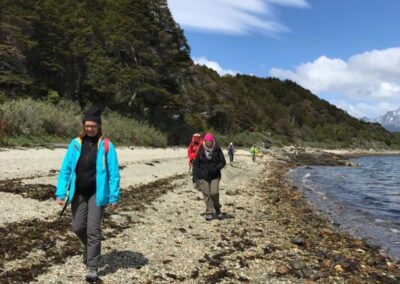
[{"left": 203, "top": 133, "right": 214, "bottom": 142}]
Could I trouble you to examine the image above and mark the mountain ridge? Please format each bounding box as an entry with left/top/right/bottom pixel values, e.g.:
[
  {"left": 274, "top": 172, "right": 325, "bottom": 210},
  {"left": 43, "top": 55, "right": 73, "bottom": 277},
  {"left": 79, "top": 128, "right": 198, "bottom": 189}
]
[{"left": 375, "top": 108, "right": 400, "bottom": 132}]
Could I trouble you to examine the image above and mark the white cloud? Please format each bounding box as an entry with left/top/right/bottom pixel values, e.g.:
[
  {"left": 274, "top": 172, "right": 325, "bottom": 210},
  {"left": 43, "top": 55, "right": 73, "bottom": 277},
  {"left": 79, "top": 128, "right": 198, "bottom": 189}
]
[
  {"left": 194, "top": 57, "right": 238, "bottom": 76},
  {"left": 332, "top": 100, "right": 397, "bottom": 119},
  {"left": 167, "top": 0, "right": 309, "bottom": 35},
  {"left": 349, "top": 48, "right": 400, "bottom": 79},
  {"left": 266, "top": 0, "right": 310, "bottom": 8},
  {"left": 270, "top": 47, "right": 400, "bottom": 117}
]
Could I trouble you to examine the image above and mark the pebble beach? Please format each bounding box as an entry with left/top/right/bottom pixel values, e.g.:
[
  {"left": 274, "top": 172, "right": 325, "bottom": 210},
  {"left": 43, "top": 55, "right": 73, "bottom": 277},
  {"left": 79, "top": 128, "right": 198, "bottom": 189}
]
[{"left": 0, "top": 146, "right": 399, "bottom": 283}]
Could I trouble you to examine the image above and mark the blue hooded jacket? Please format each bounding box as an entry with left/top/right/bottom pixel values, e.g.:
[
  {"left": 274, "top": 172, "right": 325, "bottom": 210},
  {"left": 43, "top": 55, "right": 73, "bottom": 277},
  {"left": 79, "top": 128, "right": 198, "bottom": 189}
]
[{"left": 56, "top": 137, "right": 120, "bottom": 206}]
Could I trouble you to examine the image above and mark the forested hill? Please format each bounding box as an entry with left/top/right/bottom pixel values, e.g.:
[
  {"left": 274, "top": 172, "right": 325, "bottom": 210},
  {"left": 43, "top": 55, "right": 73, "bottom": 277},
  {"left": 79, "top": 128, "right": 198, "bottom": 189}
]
[{"left": 1, "top": 0, "right": 397, "bottom": 147}]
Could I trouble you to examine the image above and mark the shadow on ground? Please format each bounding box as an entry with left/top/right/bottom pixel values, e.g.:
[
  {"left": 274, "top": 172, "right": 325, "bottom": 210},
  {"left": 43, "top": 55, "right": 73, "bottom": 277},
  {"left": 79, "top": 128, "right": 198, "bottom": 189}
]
[
  {"left": 199, "top": 212, "right": 235, "bottom": 220},
  {"left": 100, "top": 250, "right": 149, "bottom": 276}
]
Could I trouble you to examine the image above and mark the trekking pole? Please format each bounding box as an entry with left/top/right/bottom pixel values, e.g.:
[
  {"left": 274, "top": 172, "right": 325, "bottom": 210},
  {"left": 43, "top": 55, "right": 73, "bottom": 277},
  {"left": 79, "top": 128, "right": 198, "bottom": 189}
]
[
  {"left": 59, "top": 173, "right": 72, "bottom": 218},
  {"left": 59, "top": 144, "right": 79, "bottom": 218}
]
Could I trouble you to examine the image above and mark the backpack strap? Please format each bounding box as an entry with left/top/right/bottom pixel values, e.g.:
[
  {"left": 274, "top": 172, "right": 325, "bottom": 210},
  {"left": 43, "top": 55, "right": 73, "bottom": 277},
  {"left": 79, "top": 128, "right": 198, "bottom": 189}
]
[
  {"left": 104, "top": 137, "right": 110, "bottom": 155},
  {"left": 103, "top": 138, "right": 110, "bottom": 179}
]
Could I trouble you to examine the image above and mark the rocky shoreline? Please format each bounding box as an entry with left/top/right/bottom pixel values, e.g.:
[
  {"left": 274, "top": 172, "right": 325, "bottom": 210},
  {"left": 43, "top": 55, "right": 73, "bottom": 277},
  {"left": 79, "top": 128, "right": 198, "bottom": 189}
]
[{"left": 266, "top": 147, "right": 400, "bottom": 283}]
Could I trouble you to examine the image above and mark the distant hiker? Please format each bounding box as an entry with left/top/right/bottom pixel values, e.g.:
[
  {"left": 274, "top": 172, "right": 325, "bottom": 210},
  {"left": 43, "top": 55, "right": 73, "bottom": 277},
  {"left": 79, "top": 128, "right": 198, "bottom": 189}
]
[
  {"left": 187, "top": 133, "right": 203, "bottom": 170},
  {"left": 250, "top": 144, "right": 259, "bottom": 162},
  {"left": 193, "top": 133, "right": 226, "bottom": 221},
  {"left": 227, "top": 142, "right": 235, "bottom": 163},
  {"left": 55, "top": 106, "right": 120, "bottom": 282},
  {"left": 187, "top": 133, "right": 203, "bottom": 188}
]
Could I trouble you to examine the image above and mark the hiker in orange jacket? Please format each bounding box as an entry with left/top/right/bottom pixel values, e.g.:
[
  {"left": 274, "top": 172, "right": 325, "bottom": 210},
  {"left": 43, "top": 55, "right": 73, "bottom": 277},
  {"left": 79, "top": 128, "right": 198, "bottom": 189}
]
[{"left": 187, "top": 133, "right": 203, "bottom": 171}]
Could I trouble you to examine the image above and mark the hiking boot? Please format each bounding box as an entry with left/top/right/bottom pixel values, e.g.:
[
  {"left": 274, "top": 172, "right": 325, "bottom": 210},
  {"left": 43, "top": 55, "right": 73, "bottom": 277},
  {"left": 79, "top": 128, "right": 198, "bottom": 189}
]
[
  {"left": 216, "top": 212, "right": 223, "bottom": 220},
  {"left": 85, "top": 267, "right": 98, "bottom": 282},
  {"left": 205, "top": 214, "right": 213, "bottom": 221}
]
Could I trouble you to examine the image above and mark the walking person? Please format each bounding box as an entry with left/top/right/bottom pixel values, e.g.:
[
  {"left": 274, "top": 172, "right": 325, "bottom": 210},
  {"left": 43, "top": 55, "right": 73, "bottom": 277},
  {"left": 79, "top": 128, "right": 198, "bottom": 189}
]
[
  {"left": 187, "top": 133, "right": 203, "bottom": 171},
  {"left": 250, "top": 144, "right": 259, "bottom": 162},
  {"left": 193, "top": 133, "right": 226, "bottom": 221},
  {"left": 187, "top": 133, "right": 203, "bottom": 187},
  {"left": 227, "top": 142, "right": 235, "bottom": 163},
  {"left": 55, "top": 106, "right": 120, "bottom": 281}
]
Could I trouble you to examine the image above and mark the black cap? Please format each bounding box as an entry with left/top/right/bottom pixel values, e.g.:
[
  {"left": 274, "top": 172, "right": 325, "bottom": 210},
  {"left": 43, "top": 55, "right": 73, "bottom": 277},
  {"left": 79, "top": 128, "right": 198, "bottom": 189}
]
[{"left": 82, "top": 106, "right": 102, "bottom": 124}]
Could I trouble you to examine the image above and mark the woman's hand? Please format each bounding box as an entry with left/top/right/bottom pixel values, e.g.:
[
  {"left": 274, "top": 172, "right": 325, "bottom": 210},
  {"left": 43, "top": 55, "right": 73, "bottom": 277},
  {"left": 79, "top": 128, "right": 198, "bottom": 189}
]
[
  {"left": 109, "top": 203, "right": 119, "bottom": 210},
  {"left": 56, "top": 198, "right": 65, "bottom": 206}
]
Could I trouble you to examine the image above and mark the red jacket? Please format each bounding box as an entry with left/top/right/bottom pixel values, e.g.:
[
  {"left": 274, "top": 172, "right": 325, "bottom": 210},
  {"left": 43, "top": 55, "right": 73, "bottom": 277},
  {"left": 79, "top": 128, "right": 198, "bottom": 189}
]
[{"left": 187, "top": 135, "right": 203, "bottom": 165}]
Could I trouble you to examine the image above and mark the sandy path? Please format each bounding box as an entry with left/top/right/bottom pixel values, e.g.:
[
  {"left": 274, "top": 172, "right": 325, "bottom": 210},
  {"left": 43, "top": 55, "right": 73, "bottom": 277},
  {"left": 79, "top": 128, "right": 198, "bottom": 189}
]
[
  {"left": 0, "top": 146, "right": 188, "bottom": 182},
  {"left": 32, "top": 150, "right": 265, "bottom": 283},
  {"left": 0, "top": 146, "right": 255, "bottom": 229},
  {"left": 0, "top": 147, "right": 190, "bottom": 226}
]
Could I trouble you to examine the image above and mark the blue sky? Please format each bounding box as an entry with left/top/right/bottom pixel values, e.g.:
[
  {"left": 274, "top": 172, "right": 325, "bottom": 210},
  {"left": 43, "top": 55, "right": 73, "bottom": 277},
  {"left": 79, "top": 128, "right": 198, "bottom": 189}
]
[{"left": 167, "top": 0, "right": 400, "bottom": 119}]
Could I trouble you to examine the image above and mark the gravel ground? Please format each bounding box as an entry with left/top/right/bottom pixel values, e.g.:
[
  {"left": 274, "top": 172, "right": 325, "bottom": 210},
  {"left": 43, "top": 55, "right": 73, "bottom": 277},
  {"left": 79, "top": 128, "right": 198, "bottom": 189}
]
[
  {"left": 32, "top": 150, "right": 264, "bottom": 283},
  {"left": 0, "top": 192, "right": 58, "bottom": 225},
  {"left": 1, "top": 146, "right": 399, "bottom": 283}
]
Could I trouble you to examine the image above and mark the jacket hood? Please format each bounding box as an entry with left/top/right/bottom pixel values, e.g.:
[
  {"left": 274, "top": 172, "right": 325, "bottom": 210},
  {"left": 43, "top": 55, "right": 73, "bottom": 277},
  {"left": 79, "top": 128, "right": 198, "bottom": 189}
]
[{"left": 191, "top": 134, "right": 202, "bottom": 144}]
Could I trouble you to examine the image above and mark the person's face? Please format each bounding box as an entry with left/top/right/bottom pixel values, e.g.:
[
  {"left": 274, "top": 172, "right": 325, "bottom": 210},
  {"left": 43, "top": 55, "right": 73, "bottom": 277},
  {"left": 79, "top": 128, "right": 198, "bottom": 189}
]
[
  {"left": 84, "top": 121, "right": 100, "bottom": 137},
  {"left": 204, "top": 140, "right": 213, "bottom": 148},
  {"left": 193, "top": 137, "right": 199, "bottom": 144}
]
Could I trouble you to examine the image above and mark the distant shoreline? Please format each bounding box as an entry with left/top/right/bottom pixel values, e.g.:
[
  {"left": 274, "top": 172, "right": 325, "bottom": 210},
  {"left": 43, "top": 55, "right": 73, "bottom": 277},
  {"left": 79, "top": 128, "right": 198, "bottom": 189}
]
[{"left": 323, "top": 149, "right": 400, "bottom": 158}]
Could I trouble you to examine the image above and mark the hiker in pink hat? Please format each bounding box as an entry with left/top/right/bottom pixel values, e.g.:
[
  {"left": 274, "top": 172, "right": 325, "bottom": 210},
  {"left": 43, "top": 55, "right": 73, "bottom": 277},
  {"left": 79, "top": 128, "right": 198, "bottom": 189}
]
[{"left": 193, "top": 132, "right": 226, "bottom": 221}]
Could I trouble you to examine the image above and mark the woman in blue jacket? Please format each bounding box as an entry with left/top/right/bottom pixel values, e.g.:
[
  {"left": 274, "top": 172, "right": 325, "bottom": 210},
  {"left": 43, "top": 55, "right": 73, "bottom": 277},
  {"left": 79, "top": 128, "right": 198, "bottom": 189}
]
[{"left": 55, "top": 106, "right": 120, "bottom": 281}]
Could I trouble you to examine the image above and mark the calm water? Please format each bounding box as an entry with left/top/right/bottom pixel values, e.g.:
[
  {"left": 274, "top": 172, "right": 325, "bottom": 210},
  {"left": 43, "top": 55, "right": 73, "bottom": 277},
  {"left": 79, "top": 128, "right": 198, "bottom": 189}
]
[{"left": 288, "top": 156, "right": 400, "bottom": 260}]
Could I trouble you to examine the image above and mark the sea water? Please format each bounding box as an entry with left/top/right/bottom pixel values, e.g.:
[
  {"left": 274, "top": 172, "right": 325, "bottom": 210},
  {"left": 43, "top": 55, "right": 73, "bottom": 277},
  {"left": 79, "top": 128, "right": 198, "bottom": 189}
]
[{"left": 288, "top": 156, "right": 400, "bottom": 260}]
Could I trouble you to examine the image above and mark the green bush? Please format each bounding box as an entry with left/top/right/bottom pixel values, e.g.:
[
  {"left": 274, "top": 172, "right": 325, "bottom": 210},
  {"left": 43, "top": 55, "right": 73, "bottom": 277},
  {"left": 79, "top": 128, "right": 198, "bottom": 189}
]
[
  {"left": 102, "top": 112, "right": 167, "bottom": 147},
  {"left": 0, "top": 99, "right": 167, "bottom": 147},
  {"left": 0, "top": 98, "right": 82, "bottom": 138}
]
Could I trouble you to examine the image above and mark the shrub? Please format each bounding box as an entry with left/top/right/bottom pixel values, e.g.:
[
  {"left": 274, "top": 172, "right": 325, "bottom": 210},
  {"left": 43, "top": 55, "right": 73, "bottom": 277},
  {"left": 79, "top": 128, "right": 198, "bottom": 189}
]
[
  {"left": 0, "top": 98, "right": 81, "bottom": 137},
  {"left": 0, "top": 98, "right": 167, "bottom": 146},
  {"left": 102, "top": 112, "right": 167, "bottom": 147}
]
